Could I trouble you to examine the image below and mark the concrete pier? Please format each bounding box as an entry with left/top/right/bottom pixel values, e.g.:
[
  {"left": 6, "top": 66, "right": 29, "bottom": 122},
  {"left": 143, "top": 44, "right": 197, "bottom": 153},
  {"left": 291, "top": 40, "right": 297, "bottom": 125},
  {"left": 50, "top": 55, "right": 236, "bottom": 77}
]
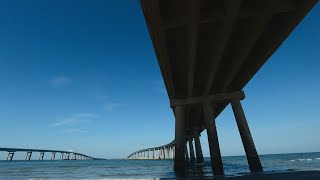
[
  {"left": 203, "top": 103, "right": 224, "bottom": 175},
  {"left": 72, "top": 154, "right": 76, "bottom": 160},
  {"left": 231, "top": 100, "right": 263, "bottom": 172},
  {"left": 138, "top": 0, "right": 317, "bottom": 176},
  {"left": 188, "top": 137, "right": 195, "bottom": 161},
  {"left": 185, "top": 144, "right": 189, "bottom": 160},
  {"left": 193, "top": 131, "right": 204, "bottom": 162},
  {"left": 6, "top": 152, "right": 14, "bottom": 161},
  {"left": 39, "top": 152, "right": 44, "bottom": 160},
  {"left": 25, "top": 152, "right": 32, "bottom": 160},
  {"left": 174, "top": 105, "right": 186, "bottom": 171},
  {"left": 51, "top": 152, "right": 56, "bottom": 160}
]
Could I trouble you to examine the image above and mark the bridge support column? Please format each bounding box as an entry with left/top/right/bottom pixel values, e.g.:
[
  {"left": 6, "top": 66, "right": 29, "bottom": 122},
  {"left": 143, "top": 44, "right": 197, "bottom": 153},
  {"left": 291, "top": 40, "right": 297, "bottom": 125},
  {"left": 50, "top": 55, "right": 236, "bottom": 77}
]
[
  {"left": 6, "top": 152, "right": 14, "bottom": 161},
  {"left": 172, "top": 146, "right": 175, "bottom": 159},
  {"left": 173, "top": 146, "right": 175, "bottom": 159},
  {"left": 25, "top": 152, "right": 32, "bottom": 160},
  {"left": 188, "top": 137, "right": 195, "bottom": 161},
  {"left": 66, "top": 153, "right": 70, "bottom": 160},
  {"left": 39, "top": 152, "right": 44, "bottom": 160},
  {"left": 153, "top": 150, "right": 155, "bottom": 159},
  {"left": 193, "top": 131, "right": 204, "bottom": 162},
  {"left": 173, "top": 105, "right": 186, "bottom": 171},
  {"left": 163, "top": 148, "right": 166, "bottom": 159},
  {"left": 231, "top": 100, "right": 263, "bottom": 172},
  {"left": 185, "top": 144, "right": 189, "bottom": 160},
  {"left": 51, "top": 152, "right": 56, "bottom": 160},
  {"left": 203, "top": 103, "right": 224, "bottom": 176}
]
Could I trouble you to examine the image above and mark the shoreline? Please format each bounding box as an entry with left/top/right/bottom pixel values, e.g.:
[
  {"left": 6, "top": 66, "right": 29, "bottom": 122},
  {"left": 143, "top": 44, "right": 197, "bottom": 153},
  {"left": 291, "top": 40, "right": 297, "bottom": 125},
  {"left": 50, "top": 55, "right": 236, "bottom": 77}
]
[{"left": 223, "top": 170, "right": 320, "bottom": 180}]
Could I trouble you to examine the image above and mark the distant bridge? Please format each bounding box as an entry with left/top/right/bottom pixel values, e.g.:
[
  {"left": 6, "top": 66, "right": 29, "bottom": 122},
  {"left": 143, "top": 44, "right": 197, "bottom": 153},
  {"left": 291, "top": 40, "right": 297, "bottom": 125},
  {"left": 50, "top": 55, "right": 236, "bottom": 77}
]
[
  {"left": 127, "top": 140, "right": 175, "bottom": 159},
  {"left": 128, "top": 0, "right": 318, "bottom": 176},
  {"left": 0, "top": 147, "right": 94, "bottom": 161}
]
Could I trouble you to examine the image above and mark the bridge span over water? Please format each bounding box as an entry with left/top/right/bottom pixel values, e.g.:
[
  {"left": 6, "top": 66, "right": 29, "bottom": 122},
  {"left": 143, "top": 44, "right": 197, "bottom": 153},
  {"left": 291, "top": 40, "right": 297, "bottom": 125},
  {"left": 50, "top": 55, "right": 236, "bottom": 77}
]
[
  {"left": 0, "top": 147, "right": 94, "bottom": 161},
  {"left": 128, "top": 0, "right": 318, "bottom": 176}
]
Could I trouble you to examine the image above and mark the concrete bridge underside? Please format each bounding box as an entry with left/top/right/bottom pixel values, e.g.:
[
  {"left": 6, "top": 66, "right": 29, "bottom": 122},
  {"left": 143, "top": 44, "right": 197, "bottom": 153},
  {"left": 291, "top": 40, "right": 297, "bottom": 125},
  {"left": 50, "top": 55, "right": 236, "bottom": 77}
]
[{"left": 140, "top": 0, "right": 318, "bottom": 176}]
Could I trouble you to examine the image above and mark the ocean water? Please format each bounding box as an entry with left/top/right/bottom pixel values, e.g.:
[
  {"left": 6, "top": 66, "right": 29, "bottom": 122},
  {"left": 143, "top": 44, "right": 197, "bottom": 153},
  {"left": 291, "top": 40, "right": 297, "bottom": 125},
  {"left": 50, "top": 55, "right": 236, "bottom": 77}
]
[{"left": 0, "top": 152, "right": 320, "bottom": 179}]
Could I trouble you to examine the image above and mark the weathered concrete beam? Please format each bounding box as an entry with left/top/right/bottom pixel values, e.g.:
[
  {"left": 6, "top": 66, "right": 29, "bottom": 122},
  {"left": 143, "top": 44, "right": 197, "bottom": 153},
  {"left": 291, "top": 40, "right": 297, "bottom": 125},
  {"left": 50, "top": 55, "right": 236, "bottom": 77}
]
[
  {"left": 187, "top": 0, "right": 200, "bottom": 97},
  {"left": 170, "top": 91, "right": 244, "bottom": 107},
  {"left": 204, "top": 0, "right": 243, "bottom": 95},
  {"left": 161, "top": 1, "right": 296, "bottom": 30},
  {"left": 141, "top": 0, "right": 176, "bottom": 98}
]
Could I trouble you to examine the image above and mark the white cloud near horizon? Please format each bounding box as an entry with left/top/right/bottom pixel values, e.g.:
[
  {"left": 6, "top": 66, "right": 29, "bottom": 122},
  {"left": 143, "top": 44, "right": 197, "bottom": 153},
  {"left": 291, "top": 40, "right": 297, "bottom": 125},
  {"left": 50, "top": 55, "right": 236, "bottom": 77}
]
[
  {"left": 49, "top": 113, "right": 98, "bottom": 127},
  {"left": 103, "top": 101, "right": 127, "bottom": 111},
  {"left": 50, "top": 76, "right": 72, "bottom": 87},
  {"left": 62, "top": 128, "right": 88, "bottom": 133}
]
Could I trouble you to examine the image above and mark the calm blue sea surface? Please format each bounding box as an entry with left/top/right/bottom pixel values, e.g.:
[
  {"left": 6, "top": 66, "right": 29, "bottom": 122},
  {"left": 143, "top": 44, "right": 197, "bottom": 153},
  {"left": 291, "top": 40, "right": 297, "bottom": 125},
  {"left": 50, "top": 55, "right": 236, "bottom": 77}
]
[{"left": 0, "top": 152, "right": 320, "bottom": 179}]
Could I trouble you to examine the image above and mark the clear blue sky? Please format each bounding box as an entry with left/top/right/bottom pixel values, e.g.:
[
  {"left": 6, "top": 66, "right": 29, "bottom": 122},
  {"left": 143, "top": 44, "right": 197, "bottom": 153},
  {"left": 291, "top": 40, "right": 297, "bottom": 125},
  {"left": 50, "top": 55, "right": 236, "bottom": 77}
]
[{"left": 0, "top": 1, "right": 319, "bottom": 159}]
